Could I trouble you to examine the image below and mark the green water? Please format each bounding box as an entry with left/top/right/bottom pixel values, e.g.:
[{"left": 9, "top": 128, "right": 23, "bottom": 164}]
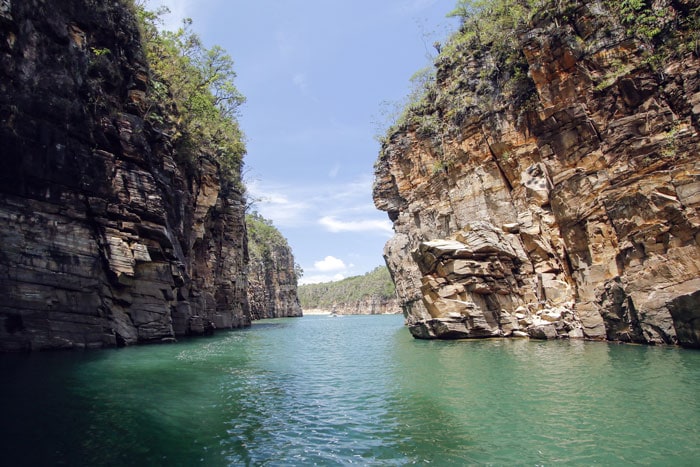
[{"left": 1, "top": 314, "right": 699, "bottom": 466}]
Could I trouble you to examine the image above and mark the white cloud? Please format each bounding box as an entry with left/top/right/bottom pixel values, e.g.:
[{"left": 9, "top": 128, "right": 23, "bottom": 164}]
[
  {"left": 319, "top": 216, "right": 393, "bottom": 234},
  {"left": 245, "top": 175, "right": 393, "bottom": 235},
  {"left": 246, "top": 181, "right": 310, "bottom": 227},
  {"left": 314, "top": 256, "right": 346, "bottom": 272},
  {"left": 299, "top": 273, "right": 346, "bottom": 285}
]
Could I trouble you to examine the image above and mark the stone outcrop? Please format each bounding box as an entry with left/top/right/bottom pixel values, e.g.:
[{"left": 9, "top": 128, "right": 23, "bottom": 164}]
[
  {"left": 373, "top": 1, "right": 700, "bottom": 347},
  {"left": 247, "top": 243, "right": 303, "bottom": 319},
  {"left": 0, "top": 0, "right": 250, "bottom": 351}
]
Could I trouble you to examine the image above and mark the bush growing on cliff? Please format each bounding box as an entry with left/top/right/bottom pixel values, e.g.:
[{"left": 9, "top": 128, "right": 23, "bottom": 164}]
[
  {"left": 377, "top": 0, "right": 540, "bottom": 147},
  {"left": 246, "top": 212, "right": 291, "bottom": 259},
  {"left": 133, "top": 3, "right": 246, "bottom": 177}
]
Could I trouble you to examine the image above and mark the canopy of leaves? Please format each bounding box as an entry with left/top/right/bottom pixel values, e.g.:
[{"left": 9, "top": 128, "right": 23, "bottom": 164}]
[
  {"left": 132, "top": 3, "right": 246, "bottom": 178},
  {"left": 297, "top": 266, "right": 396, "bottom": 309}
]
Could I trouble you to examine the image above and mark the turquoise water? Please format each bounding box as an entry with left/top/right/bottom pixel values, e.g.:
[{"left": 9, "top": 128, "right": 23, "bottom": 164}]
[{"left": 1, "top": 314, "right": 699, "bottom": 466}]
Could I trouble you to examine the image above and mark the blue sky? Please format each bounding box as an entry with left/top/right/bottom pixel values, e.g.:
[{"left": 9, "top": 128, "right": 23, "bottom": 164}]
[{"left": 145, "top": 0, "right": 459, "bottom": 283}]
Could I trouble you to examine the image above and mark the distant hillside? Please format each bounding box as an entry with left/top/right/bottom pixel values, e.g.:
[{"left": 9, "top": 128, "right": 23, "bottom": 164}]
[{"left": 298, "top": 266, "right": 400, "bottom": 315}]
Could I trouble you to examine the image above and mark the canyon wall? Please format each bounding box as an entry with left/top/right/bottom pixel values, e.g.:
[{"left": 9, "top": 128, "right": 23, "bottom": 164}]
[
  {"left": 373, "top": 1, "right": 700, "bottom": 347},
  {"left": 246, "top": 213, "right": 303, "bottom": 320},
  {"left": 247, "top": 244, "right": 303, "bottom": 319},
  {"left": 0, "top": 0, "right": 250, "bottom": 351}
]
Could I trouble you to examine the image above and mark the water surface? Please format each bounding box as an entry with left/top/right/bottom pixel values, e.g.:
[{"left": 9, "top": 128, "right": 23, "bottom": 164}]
[{"left": 1, "top": 315, "right": 699, "bottom": 465}]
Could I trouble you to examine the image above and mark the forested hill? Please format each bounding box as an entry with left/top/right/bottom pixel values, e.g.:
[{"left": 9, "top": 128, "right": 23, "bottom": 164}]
[{"left": 298, "top": 266, "right": 400, "bottom": 315}]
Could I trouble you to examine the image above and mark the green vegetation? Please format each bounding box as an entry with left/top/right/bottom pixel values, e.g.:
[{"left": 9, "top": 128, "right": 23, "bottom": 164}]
[
  {"left": 611, "top": 0, "right": 666, "bottom": 42},
  {"left": 297, "top": 266, "right": 395, "bottom": 309},
  {"left": 132, "top": 3, "right": 246, "bottom": 177},
  {"left": 246, "top": 212, "right": 289, "bottom": 257},
  {"left": 376, "top": 0, "right": 541, "bottom": 147},
  {"left": 378, "top": 0, "right": 700, "bottom": 151},
  {"left": 246, "top": 212, "right": 303, "bottom": 278}
]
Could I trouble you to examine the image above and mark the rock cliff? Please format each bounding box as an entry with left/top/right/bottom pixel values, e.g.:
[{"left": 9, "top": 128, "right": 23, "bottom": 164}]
[
  {"left": 373, "top": 0, "right": 700, "bottom": 347},
  {"left": 246, "top": 213, "right": 302, "bottom": 319},
  {"left": 0, "top": 0, "right": 250, "bottom": 351}
]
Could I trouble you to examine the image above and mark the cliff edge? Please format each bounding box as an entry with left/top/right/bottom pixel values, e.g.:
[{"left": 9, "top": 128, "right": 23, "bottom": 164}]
[
  {"left": 0, "top": 0, "right": 250, "bottom": 350},
  {"left": 373, "top": 0, "right": 700, "bottom": 347},
  {"left": 246, "top": 213, "right": 303, "bottom": 319}
]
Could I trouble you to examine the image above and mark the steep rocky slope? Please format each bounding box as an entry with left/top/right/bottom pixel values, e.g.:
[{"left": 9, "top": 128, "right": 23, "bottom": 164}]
[
  {"left": 0, "top": 0, "right": 250, "bottom": 350},
  {"left": 246, "top": 213, "right": 302, "bottom": 319},
  {"left": 374, "top": 0, "right": 700, "bottom": 347}
]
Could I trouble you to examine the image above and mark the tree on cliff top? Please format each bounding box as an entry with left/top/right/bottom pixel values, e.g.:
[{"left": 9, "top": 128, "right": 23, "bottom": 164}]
[
  {"left": 133, "top": 3, "right": 246, "bottom": 178},
  {"left": 246, "top": 212, "right": 303, "bottom": 278}
]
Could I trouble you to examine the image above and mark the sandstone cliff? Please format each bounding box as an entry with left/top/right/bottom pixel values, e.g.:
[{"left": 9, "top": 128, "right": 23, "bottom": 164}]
[
  {"left": 246, "top": 213, "right": 303, "bottom": 319},
  {"left": 373, "top": 0, "right": 700, "bottom": 347},
  {"left": 0, "top": 0, "right": 250, "bottom": 351}
]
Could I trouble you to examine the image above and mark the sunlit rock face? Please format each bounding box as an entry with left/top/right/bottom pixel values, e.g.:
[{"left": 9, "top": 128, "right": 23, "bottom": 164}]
[
  {"left": 374, "top": 2, "right": 700, "bottom": 347},
  {"left": 0, "top": 0, "right": 249, "bottom": 351},
  {"left": 247, "top": 244, "right": 303, "bottom": 320}
]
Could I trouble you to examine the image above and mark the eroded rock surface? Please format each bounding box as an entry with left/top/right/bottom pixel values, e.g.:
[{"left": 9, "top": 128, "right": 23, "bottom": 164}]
[
  {"left": 0, "top": 0, "right": 249, "bottom": 350},
  {"left": 247, "top": 243, "right": 303, "bottom": 320},
  {"left": 374, "top": 1, "right": 700, "bottom": 347}
]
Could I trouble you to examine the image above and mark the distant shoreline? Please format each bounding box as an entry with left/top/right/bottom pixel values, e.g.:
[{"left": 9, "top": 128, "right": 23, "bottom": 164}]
[
  {"left": 302, "top": 308, "right": 402, "bottom": 316},
  {"left": 302, "top": 308, "right": 332, "bottom": 315}
]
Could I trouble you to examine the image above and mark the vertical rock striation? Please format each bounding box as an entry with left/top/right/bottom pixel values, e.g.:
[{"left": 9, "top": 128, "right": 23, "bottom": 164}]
[
  {"left": 0, "top": 0, "right": 250, "bottom": 351},
  {"left": 245, "top": 213, "right": 302, "bottom": 319},
  {"left": 374, "top": 1, "right": 700, "bottom": 347},
  {"left": 247, "top": 244, "right": 303, "bottom": 320}
]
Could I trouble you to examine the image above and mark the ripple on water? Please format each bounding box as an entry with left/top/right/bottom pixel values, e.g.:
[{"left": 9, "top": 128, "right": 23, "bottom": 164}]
[{"left": 1, "top": 315, "right": 699, "bottom": 466}]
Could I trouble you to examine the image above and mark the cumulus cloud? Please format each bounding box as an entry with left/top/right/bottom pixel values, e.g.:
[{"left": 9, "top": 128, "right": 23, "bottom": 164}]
[
  {"left": 313, "top": 256, "right": 347, "bottom": 272},
  {"left": 319, "top": 216, "right": 393, "bottom": 234},
  {"left": 299, "top": 273, "right": 346, "bottom": 285}
]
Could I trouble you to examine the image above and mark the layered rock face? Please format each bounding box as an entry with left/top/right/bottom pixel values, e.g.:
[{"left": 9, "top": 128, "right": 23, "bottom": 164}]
[
  {"left": 374, "top": 1, "right": 700, "bottom": 347},
  {"left": 247, "top": 244, "right": 303, "bottom": 320},
  {"left": 0, "top": 0, "right": 250, "bottom": 351}
]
